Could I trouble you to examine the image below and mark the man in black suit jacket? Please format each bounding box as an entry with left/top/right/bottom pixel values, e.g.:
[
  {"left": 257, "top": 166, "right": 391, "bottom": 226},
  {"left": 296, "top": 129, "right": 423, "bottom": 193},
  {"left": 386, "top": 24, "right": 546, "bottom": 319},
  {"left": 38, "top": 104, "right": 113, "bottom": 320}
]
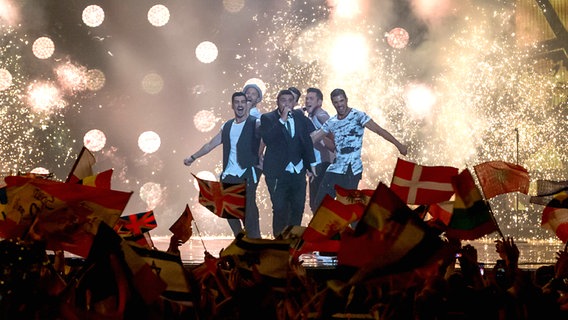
[{"left": 260, "top": 89, "right": 316, "bottom": 237}]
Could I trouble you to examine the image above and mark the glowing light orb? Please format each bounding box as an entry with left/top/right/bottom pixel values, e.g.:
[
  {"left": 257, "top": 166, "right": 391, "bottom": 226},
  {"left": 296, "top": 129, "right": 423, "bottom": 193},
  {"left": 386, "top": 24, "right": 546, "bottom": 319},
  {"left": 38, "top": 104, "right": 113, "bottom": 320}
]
[
  {"left": 0, "top": 68, "right": 12, "bottom": 91},
  {"left": 404, "top": 83, "right": 436, "bottom": 118},
  {"left": 30, "top": 167, "right": 49, "bottom": 175},
  {"left": 82, "top": 5, "right": 105, "bottom": 27},
  {"left": 148, "top": 4, "right": 170, "bottom": 27},
  {"left": 243, "top": 78, "right": 267, "bottom": 97},
  {"left": 83, "top": 129, "right": 107, "bottom": 152},
  {"left": 193, "top": 170, "right": 217, "bottom": 190},
  {"left": 138, "top": 131, "right": 161, "bottom": 154},
  {"left": 32, "top": 37, "right": 55, "bottom": 60},
  {"left": 193, "top": 109, "right": 219, "bottom": 132},
  {"left": 141, "top": 73, "right": 164, "bottom": 95},
  {"left": 55, "top": 62, "right": 87, "bottom": 92},
  {"left": 86, "top": 69, "right": 106, "bottom": 91},
  {"left": 329, "top": 33, "right": 368, "bottom": 73},
  {"left": 333, "top": 0, "right": 362, "bottom": 19},
  {"left": 26, "top": 81, "right": 64, "bottom": 113},
  {"left": 195, "top": 41, "right": 218, "bottom": 64},
  {"left": 223, "top": 0, "right": 245, "bottom": 13},
  {"left": 0, "top": 0, "right": 20, "bottom": 25},
  {"left": 139, "top": 182, "right": 163, "bottom": 210},
  {"left": 386, "top": 27, "right": 410, "bottom": 49}
]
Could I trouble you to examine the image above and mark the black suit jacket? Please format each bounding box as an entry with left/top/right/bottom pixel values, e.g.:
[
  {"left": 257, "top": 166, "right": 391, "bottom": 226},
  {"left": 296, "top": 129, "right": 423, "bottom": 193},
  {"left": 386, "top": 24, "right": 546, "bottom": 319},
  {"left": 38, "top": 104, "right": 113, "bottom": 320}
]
[{"left": 260, "top": 108, "right": 316, "bottom": 178}]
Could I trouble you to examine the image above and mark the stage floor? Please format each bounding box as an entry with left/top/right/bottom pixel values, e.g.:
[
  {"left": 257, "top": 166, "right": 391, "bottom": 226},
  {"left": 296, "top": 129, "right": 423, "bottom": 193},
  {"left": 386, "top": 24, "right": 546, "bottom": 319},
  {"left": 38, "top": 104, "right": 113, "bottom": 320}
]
[{"left": 152, "top": 236, "right": 565, "bottom": 270}]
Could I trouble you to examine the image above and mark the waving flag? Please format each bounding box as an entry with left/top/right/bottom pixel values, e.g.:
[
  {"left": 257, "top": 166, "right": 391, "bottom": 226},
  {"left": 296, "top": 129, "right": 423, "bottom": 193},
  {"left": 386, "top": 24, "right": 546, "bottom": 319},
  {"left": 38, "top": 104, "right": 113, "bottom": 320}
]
[
  {"left": 473, "top": 161, "right": 529, "bottom": 199},
  {"left": 303, "top": 194, "right": 357, "bottom": 243},
  {"left": 66, "top": 146, "right": 96, "bottom": 183},
  {"left": 334, "top": 184, "right": 373, "bottom": 219},
  {"left": 390, "top": 158, "right": 458, "bottom": 205},
  {"left": 78, "top": 169, "right": 113, "bottom": 189},
  {"left": 4, "top": 175, "right": 132, "bottom": 257},
  {"left": 541, "top": 190, "right": 568, "bottom": 243},
  {"left": 338, "top": 183, "right": 444, "bottom": 272},
  {"left": 114, "top": 210, "right": 157, "bottom": 236},
  {"left": 193, "top": 174, "right": 245, "bottom": 219},
  {"left": 169, "top": 204, "right": 193, "bottom": 243},
  {"left": 531, "top": 179, "right": 568, "bottom": 206},
  {"left": 446, "top": 169, "right": 497, "bottom": 240}
]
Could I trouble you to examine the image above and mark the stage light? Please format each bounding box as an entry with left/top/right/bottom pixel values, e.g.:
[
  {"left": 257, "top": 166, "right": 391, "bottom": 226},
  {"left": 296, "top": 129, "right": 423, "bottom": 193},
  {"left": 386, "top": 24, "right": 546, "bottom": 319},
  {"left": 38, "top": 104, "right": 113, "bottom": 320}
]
[
  {"left": 140, "top": 182, "right": 164, "bottom": 210},
  {"left": 82, "top": 5, "right": 104, "bottom": 27},
  {"left": 141, "top": 72, "right": 164, "bottom": 95},
  {"left": 138, "top": 131, "right": 161, "bottom": 154},
  {"left": 333, "top": 0, "right": 362, "bottom": 19},
  {"left": 148, "top": 4, "right": 170, "bottom": 27},
  {"left": 32, "top": 37, "right": 55, "bottom": 60},
  {"left": 192, "top": 170, "right": 217, "bottom": 191},
  {"left": 329, "top": 33, "right": 368, "bottom": 74},
  {"left": 0, "top": 68, "right": 12, "bottom": 91},
  {"left": 86, "top": 69, "right": 105, "bottom": 91},
  {"left": 83, "top": 129, "right": 106, "bottom": 152},
  {"left": 404, "top": 83, "right": 436, "bottom": 118},
  {"left": 386, "top": 27, "right": 410, "bottom": 49},
  {"left": 243, "top": 78, "right": 267, "bottom": 97},
  {"left": 193, "top": 109, "right": 219, "bottom": 133},
  {"left": 223, "top": 0, "right": 245, "bottom": 13},
  {"left": 195, "top": 41, "right": 218, "bottom": 64}
]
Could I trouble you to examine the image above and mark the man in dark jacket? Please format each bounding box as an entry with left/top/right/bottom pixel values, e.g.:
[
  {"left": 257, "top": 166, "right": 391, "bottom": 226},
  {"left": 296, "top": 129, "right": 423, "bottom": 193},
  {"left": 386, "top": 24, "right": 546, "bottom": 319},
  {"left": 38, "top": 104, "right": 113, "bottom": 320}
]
[
  {"left": 260, "top": 89, "right": 316, "bottom": 237},
  {"left": 184, "top": 92, "right": 262, "bottom": 238}
]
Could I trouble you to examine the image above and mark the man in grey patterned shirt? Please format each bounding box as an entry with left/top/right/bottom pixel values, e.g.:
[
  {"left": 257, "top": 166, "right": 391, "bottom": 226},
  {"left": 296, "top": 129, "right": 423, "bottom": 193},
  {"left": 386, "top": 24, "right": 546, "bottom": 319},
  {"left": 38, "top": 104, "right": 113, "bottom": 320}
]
[{"left": 310, "top": 88, "right": 408, "bottom": 210}]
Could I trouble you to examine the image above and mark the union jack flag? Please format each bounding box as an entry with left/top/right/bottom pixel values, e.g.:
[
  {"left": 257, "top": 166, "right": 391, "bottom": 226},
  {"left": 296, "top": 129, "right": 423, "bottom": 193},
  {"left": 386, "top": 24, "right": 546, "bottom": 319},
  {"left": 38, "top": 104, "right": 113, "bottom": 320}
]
[
  {"left": 114, "top": 210, "right": 157, "bottom": 236},
  {"left": 193, "top": 174, "right": 246, "bottom": 219}
]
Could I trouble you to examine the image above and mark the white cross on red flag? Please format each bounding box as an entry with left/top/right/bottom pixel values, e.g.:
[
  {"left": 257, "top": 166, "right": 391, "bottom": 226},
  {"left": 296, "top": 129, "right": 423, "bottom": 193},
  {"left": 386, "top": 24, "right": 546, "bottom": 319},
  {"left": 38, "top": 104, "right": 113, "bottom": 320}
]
[{"left": 390, "top": 158, "right": 459, "bottom": 205}]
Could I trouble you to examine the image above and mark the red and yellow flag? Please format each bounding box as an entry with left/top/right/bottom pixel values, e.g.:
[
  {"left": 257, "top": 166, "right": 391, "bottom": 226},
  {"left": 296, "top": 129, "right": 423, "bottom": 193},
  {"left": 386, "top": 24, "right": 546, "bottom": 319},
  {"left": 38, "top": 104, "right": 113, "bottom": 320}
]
[{"left": 3, "top": 175, "right": 132, "bottom": 257}]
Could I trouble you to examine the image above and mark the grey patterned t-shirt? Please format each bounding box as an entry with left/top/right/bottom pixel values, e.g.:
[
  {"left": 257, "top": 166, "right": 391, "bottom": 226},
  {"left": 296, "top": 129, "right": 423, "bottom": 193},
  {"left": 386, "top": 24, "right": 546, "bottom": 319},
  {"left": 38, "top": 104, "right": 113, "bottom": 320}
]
[{"left": 321, "top": 108, "right": 371, "bottom": 175}]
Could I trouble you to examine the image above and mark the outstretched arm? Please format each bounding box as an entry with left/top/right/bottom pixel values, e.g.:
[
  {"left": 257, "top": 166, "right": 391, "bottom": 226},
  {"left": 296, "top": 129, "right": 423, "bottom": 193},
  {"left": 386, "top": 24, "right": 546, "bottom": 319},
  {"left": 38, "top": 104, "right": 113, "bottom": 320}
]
[
  {"left": 184, "top": 131, "right": 222, "bottom": 166},
  {"left": 365, "top": 119, "right": 408, "bottom": 155}
]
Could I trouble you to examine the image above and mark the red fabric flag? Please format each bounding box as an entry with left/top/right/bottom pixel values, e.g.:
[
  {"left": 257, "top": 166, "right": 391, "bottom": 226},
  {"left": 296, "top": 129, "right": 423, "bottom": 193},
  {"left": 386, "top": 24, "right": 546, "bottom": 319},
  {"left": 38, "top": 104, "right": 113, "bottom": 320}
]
[
  {"left": 4, "top": 175, "right": 132, "bottom": 257},
  {"left": 66, "top": 146, "right": 96, "bottom": 183},
  {"left": 334, "top": 184, "right": 373, "bottom": 219},
  {"left": 193, "top": 174, "right": 245, "bottom": 219},
  {"left": 338, "top": 183, "right": 444, "bottom": 271},
  {"left": 446, "top": 169, "right": 497, "bottom": 240},
  {"left": 169, "top": 204, "right": 193, "bottom": 243},
  {"left": 114, "top": 210, "right": 157, "bottom": 236},
  {"left": 473, "top": 161, "right": 530, "bottom": 199},
  {"left": 79, "top": 169, "right": 113, "bottom": 189},
  {"left": 427, "top": 201, "right": 453, "bottom": 227},
  {"left": 390, "top": 158, "right": 458, "bottom": 205},
  {"left": 303, "top": 195, "right": 358, "bottom": 243},
  {"left": 541, "top": 190, "right": 568, "bottom": 243}
]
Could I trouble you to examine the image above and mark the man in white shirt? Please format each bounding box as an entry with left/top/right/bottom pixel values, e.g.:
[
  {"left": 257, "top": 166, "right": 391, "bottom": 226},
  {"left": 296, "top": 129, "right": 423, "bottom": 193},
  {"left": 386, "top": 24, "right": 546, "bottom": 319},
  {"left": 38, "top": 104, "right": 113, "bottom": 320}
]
[{"left": 184, "top": 92, "right": 262, "bottom": 238}]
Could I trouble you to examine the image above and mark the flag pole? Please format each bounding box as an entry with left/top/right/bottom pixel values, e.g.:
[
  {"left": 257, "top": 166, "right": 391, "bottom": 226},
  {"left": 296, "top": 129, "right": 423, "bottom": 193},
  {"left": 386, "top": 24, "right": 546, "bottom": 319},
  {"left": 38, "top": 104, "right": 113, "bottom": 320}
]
[
  {"left": 191, "top": 218, "right": 209, "bottom": 255},
  {"left": 487, "top": 201, "right": 505, "bottom": 240}
]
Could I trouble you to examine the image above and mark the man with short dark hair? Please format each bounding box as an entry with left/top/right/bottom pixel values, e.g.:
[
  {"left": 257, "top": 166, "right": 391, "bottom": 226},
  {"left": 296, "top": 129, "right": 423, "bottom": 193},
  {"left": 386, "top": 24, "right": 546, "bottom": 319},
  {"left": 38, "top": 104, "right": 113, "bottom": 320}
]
[
  {"left": 184, "top": 92, "right": 262, "bottom": 238},
  {"left": 311, "top": 88, "right": 408, "bottom": 210},
  {"left": 304, "top": 87, "right": 335, "bottom": 213},
  {"left": 260, "top": 89, "right": 316, "bottom": 237}
]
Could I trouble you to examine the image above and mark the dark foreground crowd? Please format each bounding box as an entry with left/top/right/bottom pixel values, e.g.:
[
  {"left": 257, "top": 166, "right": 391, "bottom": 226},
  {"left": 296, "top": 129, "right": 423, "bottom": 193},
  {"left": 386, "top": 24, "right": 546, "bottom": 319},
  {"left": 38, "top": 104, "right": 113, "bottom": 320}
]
[{"left": 1, "top": 233, "right": 568, "bottom": 320}]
